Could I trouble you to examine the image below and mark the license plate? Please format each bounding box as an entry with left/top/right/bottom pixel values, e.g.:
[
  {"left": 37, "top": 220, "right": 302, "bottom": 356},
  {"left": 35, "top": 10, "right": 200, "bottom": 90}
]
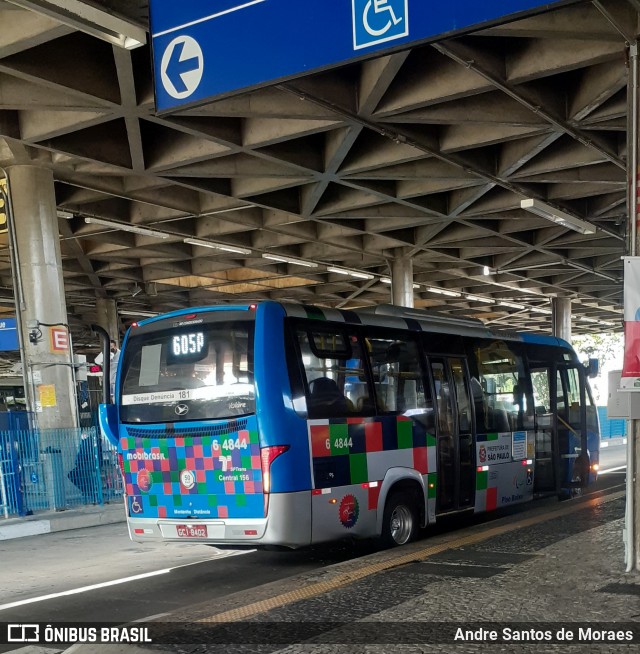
[{"left": 176, "top": 524, "right": 208, "bottom": 538}]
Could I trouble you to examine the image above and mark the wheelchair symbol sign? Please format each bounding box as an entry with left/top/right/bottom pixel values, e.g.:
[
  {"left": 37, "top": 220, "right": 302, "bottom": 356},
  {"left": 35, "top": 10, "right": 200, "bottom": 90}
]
[
  {"left": 352, "top": 0, "right": 409, "bottom": 50},
  {"left": 129, "top": 495, "right": 143, "bottom": 515}
]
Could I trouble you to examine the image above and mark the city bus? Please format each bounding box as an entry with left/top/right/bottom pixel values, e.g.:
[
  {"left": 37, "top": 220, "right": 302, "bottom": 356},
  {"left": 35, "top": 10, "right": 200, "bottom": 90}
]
[{"left": 98, "top": 301, "right": 600, "bottom": 548}]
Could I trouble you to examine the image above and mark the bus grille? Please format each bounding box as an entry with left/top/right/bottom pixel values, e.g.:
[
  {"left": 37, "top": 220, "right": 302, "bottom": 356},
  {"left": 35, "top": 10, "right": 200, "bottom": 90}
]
[{"left": 125, "top": 420, "right": 248, "bottom": 439}]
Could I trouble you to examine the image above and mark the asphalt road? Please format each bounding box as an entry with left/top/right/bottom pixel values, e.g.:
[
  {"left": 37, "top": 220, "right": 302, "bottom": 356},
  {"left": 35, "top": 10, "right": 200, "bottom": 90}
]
[
  {"left": 599, "top": 438, "right": 627, "bottom": 473},
  {"left": 0, "top": 442, "right": 627, "bottom": 652}
]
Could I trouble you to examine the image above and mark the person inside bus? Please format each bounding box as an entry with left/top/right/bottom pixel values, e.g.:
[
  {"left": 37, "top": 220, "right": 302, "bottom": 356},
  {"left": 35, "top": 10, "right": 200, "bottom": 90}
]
[
  {"left": 307, "top": 377, "right": 353, "bottom": 417},
  {"left": 68, "top": 431, "right": 102, "bottom": 504}
]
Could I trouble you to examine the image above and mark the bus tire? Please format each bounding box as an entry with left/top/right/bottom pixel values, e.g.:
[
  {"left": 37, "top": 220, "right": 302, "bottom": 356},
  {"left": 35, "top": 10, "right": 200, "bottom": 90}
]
[
  {"left": 571, "top": 454, "right": 589, "bottom": 497},
  {"left": 558, "top": 455, "right": 590, "bottom": 501},
  {"left": 380, "top": 492, "right": 418, "bottom": 548}
]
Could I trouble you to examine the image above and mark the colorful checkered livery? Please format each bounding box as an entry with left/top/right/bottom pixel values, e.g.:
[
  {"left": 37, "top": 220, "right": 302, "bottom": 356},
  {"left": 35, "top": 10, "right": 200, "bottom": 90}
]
[
  {"left": 475, "top": 470, "right": 498, "bottom": 512},
  {"left": 476, "top": 431, "right": 508, "bottom": 512},
  {"left": 120, "top": 417, "right": 263, "bottom": 520},
  {"left": 308, "top": 416, "right": 437, "bottom": 490}
]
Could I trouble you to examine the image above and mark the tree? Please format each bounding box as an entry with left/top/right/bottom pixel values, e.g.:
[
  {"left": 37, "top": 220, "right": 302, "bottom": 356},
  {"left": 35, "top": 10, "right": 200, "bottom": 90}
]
[
  {"left": 572, "top": 332, "right": 624, "bottom": 405},
  {"left": 572, "top": 333, "right": 623, "bottom": 371}
]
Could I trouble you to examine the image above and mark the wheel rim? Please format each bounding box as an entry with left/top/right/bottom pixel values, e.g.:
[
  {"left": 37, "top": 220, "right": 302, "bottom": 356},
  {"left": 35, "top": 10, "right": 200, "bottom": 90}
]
[{"left": 390, "top": 504, "right": 413, "bottom": 545}]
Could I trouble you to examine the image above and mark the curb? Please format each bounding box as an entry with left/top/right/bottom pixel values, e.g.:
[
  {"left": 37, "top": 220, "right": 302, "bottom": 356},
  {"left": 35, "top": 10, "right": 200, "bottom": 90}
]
[
  {"left": 0, "top": 503, "right": 125, "bottom": 541},
  {"left": 64, "top": 646, "right": 158, "bottom": 654}
]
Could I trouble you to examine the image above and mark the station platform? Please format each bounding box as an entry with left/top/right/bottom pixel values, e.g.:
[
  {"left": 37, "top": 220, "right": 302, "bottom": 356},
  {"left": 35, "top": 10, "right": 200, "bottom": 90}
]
[
  {"left": 64, "top": 484, "right": 639, "bottom": 653},
  {"left": 0, "top": 503, "right": 124, "bottom": 541}
]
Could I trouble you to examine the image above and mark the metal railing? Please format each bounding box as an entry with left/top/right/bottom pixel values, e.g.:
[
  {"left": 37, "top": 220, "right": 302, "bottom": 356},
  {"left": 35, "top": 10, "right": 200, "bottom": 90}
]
[{"left": 0, "top": 426, "right": 122, "bottom": 517}]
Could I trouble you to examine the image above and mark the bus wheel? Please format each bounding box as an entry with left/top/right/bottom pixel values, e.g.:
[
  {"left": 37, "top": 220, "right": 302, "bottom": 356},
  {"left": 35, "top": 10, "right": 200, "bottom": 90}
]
[
  {"left": 381, "top": 492, "right": 417, "bottom": 548},
  {"left": 558, "top": 455, "right": 589, "bottom": 501}
]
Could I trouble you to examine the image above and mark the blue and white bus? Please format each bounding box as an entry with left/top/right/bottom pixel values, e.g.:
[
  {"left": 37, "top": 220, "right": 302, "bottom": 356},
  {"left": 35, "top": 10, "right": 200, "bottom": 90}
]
[{"left": 99, "top": 302, "right": 600, "bottom": 548}]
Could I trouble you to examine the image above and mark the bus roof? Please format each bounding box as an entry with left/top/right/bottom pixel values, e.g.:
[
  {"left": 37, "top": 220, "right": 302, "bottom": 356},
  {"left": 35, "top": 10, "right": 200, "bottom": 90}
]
[
  {"left": 130, "top": 304, "right": 255, "bottom": 327},
  {"left": 127, "top": 301, "right": 570, "bottom": 349}
]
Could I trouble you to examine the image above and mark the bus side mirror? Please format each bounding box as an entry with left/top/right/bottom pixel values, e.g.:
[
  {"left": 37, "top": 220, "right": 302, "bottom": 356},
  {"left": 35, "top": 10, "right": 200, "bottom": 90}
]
[
  {"left": 585, "top": 358, "right": 599, "bottom": 378},
  {"left": 99, "top": 404, "right": 119, "bottom": 446},
  {"left": 91, "top": 323, "right": 111, "bottom": 404}
]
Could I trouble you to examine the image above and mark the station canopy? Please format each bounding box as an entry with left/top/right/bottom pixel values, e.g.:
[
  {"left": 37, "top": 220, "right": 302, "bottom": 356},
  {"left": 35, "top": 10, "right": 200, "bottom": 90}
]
[{"left": 0, "top": 0, "right": 633, "bottom": 345}]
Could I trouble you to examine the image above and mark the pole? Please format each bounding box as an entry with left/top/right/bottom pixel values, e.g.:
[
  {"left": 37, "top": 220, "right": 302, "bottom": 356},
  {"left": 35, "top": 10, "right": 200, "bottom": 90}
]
[
  {"left": 552, "top": 298, "right": 572, "bottom": 342},
  {"left": 627, "top": 42, "right": 639, "bottom": 572},
  {"left": 391, "top": 251, "right": 414, "bottom": 308},
  {"left": 0, "top": 168, "right": 33, "bottom": 417},
  {"left": 6, "top": 165, "right": 78, "bottom": 431},
  {"left": 0, "top": 461, "right": 9, "bottom": 519}
]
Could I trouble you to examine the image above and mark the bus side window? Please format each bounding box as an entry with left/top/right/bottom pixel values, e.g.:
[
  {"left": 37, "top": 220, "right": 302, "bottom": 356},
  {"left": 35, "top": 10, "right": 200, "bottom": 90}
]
[
  {"left": 431, "top": 363, "right": 454, "bottom": 434},
  {"left": 450, "top": 359, "right": 471, "bottom": 433},
  {"left": 472, "top": 340, "right": 526, "bottom": 434},
  {"left": 470, "top": 373, "right": 486, "bottom": 434},
  {"left": 296, "top": 327, "right": 372, "bottom": 418},
  {"left": 362, "top": 329, "right": 432, "bottom": 424}
]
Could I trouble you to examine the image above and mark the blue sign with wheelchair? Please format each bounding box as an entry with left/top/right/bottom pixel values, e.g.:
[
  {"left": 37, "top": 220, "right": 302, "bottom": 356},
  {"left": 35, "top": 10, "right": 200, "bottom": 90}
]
[
  {"left": 150, "top": 0, "right": 564, "bottom": 112},
  {"left": 129, "top": 495, "right": 144, "bottom": 515},
  {"left": 353, "top": 0, "right": 409, "bottom": 50}
]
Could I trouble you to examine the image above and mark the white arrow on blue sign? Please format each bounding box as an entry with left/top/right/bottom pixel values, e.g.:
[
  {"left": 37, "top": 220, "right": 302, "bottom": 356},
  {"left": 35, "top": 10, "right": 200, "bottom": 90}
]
[{"left": 160, "top": 35, "right": 204, "bottom": 100}]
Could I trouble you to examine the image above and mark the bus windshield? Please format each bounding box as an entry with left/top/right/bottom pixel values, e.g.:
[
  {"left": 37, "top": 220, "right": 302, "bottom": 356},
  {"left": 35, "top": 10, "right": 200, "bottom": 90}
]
[{"left": 119, "top": 319, "right": 255, "bottom": 424}]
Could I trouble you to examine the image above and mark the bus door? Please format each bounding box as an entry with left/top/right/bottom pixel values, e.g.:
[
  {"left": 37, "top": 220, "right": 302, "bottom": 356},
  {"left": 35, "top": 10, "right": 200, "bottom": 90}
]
[
  {"left": 430, "top": 357, "right": 474, "bottom": 513},
  {"left": 531, "top": 364, "right": 588, "bottom": 493},
  {"left": 530, "top": 365, "right": 557, "bottom": 493},
  {"left": 556, "top": 365, "right": 589, "bottom": 491}
]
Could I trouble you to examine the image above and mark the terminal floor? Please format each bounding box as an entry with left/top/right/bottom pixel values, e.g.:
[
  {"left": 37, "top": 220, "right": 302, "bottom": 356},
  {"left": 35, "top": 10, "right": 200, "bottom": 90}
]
[{"left": 69, "top": 485, "right": 638, "bottom": 654}]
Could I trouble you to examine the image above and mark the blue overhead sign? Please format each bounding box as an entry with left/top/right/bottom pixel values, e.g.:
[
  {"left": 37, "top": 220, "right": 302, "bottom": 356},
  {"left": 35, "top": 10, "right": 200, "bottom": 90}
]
[
  {"left": 151, "top": 0, "right": 564, "bottom": 112},
  {"left": 0, "top": 318, "right": 18, "bottom": 352}
]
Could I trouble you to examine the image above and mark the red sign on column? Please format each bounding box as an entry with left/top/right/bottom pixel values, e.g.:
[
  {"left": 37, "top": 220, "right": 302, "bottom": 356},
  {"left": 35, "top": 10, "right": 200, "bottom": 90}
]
[
  {"left": 621, "top": 257, "right": 640, "bottom": 390},
  {"left": 50, "top": 327, "right": 69, "bottom": 353}
]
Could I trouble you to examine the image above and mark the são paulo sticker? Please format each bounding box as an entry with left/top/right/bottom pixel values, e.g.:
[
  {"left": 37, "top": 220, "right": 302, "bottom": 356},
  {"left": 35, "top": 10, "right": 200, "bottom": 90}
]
[{"left": 339, "top": 494, "right": 359, "bottom": 529}]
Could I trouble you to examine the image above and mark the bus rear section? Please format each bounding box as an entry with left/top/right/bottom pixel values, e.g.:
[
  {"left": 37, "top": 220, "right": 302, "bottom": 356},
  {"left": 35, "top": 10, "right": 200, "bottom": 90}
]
[{"left": 116, "top": 306, "right": 310, "bottom": 548}]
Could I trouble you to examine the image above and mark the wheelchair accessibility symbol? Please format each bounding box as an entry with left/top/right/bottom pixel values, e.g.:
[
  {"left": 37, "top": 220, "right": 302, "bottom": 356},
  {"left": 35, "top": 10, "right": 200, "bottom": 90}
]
[
  {"left": 352, "top": 0, "right": 409, "bottom": 50},
  {"left": 129, "top": 495, "right": 143, "bottom": 515}
]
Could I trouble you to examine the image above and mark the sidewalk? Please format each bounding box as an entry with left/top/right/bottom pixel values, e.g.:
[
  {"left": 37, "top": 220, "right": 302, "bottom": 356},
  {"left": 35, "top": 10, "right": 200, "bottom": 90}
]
[
  {"left": 600, "top": 436, "right": 627, "bottom": 448},
  {"left": 64, "top": 487, "right": 639, "bottom": 653},
  {"left": 0, "top": 502, "right": 125, "bottom": 540}
]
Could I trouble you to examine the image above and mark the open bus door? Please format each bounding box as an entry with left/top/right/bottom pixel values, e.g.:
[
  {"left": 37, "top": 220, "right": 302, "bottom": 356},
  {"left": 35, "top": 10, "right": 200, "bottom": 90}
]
[
  {"left": 531, "top": 363, "right": 588, "bottom": 496},
  {"left": 556, "top": 364, "right": 590, "bottom": 495},
  {"left": 430, "top": 357, "right": 475, "bottom": 514},
  {"left": 91, "top": 324, "right": 119, "bottom": 447}
]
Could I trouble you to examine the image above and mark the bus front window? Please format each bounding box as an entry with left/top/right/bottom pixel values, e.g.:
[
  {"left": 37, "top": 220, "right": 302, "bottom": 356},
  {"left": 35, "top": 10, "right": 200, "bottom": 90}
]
[{"left": 119, "top": 320, "right": 255, "bottom": 424}]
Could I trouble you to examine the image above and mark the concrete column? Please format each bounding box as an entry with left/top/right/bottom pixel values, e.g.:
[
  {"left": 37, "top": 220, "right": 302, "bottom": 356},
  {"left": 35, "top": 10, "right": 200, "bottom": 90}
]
[
  {"left": 95, "top": 298, "right": 119, "bottom": 345},
  {"left": 391, "top": 253, "right": 414, "bottom": 308},
  {"left": 7, "top": 165, "right": 78, "bottom": 430},
  {"left": 551, "top": 297, "right": 572, "bottom": 342},
  {"left": 629, "top": 42, "right": 640, "bottom": 572}
]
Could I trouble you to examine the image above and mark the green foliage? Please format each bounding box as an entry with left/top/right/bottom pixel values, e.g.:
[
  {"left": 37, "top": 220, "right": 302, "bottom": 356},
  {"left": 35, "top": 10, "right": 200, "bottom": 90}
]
[
  {"left": 572, "top": 333, "right": 623, "bottom": 371},
  {"left": 531, "top": 370, "right": 550, "bottom": 411}
]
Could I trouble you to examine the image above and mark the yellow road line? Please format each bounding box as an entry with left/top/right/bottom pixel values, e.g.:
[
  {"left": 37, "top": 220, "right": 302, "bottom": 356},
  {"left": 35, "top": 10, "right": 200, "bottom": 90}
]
[{"left": 198, "top": 490, "right": 624, "bottom": 623}]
